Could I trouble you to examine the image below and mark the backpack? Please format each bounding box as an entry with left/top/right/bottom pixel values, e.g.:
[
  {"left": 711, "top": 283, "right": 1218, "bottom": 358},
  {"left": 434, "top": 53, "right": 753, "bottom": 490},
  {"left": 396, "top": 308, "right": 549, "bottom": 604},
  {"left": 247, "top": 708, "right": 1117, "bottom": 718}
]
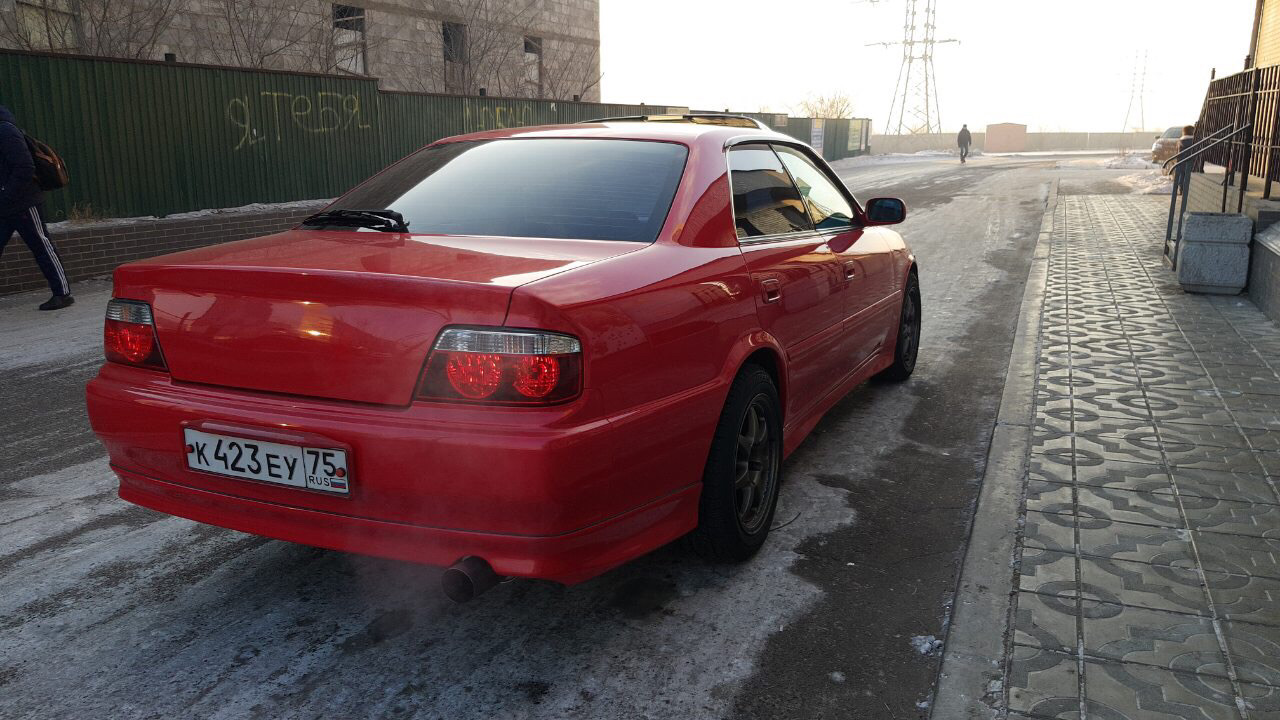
[{"left": 23, "top": 133, "right": 69, "bottom": 191}]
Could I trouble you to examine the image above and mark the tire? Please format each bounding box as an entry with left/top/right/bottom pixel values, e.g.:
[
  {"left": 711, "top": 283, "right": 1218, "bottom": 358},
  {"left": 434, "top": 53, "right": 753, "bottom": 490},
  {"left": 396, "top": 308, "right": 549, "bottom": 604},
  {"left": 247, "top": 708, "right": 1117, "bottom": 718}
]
[
  {"left": 685, "top": 364, "right": 783, "bottom": 562},
  {"left": 877, "top": 271, "right": 921, "bottom": 382}
]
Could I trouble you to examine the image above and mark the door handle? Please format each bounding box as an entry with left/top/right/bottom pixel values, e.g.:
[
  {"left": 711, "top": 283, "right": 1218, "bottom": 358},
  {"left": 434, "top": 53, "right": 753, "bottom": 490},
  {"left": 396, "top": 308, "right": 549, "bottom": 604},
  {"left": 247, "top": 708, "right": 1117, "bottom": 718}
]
[
  {"left": 844, "top": 261, "right": 857, "bottom": 279},
  {"left": 761, "top": 278, "right": 781, "bottom": 303}
]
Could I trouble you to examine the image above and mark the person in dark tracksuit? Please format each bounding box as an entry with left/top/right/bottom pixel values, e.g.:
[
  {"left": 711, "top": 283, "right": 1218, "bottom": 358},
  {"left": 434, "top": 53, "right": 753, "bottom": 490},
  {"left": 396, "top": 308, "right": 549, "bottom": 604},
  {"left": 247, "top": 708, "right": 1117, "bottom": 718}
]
[
  {"left": 957, "top": 124, "right": 972, "bottom": 164},
  {"left": 0, "top": 104, "right": 72, "bottom": 311}
]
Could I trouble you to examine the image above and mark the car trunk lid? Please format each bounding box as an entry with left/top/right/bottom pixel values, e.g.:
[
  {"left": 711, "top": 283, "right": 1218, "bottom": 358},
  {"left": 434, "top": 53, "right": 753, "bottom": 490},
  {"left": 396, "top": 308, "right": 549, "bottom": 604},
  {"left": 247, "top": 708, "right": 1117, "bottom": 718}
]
[{"left": 114, "top": 230, "right": 638, "bottom": 405}]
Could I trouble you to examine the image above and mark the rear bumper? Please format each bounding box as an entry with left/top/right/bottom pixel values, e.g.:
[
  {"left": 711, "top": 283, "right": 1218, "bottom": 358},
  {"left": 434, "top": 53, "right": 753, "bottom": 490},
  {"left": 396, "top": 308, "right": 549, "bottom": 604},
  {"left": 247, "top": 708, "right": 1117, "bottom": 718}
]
[
  {"left": 87, "top": 363, "right": 720, "bottom": 584},
  {"left": 116, "top": 465, "right": 698, "bottom": 584}
]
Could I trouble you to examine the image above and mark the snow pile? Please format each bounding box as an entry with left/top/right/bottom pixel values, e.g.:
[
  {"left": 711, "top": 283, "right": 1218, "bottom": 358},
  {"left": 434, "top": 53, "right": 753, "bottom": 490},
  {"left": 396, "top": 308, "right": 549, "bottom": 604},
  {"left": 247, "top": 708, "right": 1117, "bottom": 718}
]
[
  {"left": 829, "top": 154, "right": 942, "bottom": 169},
  {"left": 910, "top": 635, "right": 943, "bottom": 655},
  {"left": 51, "top": 198, "right": 333, "bottom": 232},
  {"left": 1106, "top": 153, "right": 1157, "bottom": 170},
  {"left": 1115, "top": 171, "right": 1173, "bottom": 195}
]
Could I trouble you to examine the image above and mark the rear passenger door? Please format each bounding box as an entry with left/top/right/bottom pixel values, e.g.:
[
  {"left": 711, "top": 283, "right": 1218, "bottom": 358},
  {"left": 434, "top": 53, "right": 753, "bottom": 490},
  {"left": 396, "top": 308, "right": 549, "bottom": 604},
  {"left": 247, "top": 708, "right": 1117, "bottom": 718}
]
[
  {"left": 773, "top": 144, "right": 896, "bottom": 371},
  {"left": 729, "top": 144, "right": 847, "bottom": 421}
]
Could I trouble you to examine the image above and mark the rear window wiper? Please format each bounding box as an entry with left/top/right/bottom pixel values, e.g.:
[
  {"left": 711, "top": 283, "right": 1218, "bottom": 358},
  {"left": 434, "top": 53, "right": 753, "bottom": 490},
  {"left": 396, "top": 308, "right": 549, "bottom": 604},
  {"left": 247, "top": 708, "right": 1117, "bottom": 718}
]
[{"left": 301, "top": 209, "right": 409, "bottom": 233}]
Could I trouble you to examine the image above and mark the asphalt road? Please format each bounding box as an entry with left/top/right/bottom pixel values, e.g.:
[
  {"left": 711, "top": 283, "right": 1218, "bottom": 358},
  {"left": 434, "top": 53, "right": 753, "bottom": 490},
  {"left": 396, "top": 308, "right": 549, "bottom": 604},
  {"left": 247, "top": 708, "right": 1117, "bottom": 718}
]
[{"left": 0, "top": 153, "right": 1149, "bottom": 719}]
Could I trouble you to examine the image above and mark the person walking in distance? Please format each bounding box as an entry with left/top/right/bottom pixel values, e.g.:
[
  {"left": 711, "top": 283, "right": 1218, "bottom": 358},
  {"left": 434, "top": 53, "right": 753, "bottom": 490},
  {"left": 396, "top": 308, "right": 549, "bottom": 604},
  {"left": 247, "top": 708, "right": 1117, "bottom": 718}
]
[
  {"left": 0, "top": 104, "right": 72, "bottom": 311},
  {"left": 957, "top": 124, "right": 973, "bottom": 164}
]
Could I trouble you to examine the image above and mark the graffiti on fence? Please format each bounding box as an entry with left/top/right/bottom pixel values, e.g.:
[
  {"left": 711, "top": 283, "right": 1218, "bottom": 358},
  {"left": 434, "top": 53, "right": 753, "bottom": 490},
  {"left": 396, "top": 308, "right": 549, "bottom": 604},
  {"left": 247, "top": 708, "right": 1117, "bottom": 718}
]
[
  {"left": 463, "top": 102, "right": 539, "bottom": 133},
  {"left": 229, "top": 91, "right": 373, "bottom": 150}
]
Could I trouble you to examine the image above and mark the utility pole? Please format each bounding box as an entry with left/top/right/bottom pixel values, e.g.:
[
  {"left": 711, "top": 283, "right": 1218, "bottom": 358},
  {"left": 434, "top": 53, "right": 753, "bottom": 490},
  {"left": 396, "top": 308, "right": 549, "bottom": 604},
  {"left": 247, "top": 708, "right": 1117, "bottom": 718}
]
[{"left": 868, "top": 0, "right": 958, "bottom": 135}]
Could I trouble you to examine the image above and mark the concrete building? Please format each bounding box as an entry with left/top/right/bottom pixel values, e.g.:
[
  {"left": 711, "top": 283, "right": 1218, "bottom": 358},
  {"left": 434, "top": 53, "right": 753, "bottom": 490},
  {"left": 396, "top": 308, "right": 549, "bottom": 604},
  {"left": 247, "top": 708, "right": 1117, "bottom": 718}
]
[
  {"left": 1253, "top": 0, "right": 1280, "bottom": 67},
  {"left": 984, "top": 123, "right": 1027, "bottom": 153},
  {"left": 0, "top": 0, "right": 601, "bottom": 100}
]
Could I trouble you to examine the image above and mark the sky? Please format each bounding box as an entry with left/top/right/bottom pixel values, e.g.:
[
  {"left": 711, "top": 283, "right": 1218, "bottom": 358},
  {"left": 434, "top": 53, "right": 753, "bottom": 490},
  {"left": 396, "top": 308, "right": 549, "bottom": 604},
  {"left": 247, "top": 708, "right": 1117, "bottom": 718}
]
[{"left": 600, "top": 0, "right": 1257, "bottom": 133}]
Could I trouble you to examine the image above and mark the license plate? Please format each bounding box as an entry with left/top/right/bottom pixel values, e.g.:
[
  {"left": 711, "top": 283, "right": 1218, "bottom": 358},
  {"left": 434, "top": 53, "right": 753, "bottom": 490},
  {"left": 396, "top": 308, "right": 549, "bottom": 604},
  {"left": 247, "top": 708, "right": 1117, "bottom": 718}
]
[{"left": 183, "top": 428, "right": 350, "bottom": 495}]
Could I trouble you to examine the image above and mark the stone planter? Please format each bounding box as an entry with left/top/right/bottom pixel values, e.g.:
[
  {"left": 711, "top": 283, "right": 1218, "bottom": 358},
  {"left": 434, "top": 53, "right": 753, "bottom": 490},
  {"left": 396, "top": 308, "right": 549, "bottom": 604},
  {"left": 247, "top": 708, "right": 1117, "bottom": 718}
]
[{"left": 1177, "top": 212, "right": 1253, "bottom": 294}]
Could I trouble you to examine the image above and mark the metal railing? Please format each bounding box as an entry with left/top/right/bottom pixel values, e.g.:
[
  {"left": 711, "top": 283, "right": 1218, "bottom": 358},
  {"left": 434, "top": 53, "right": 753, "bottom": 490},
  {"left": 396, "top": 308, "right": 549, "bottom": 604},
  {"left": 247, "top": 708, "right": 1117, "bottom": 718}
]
[
  {"left": 1163, "top": 123, "right": 1253, "bottom": 269},
  {"left": 1195, "top": 64, "right": 1280, "bottom": 199}
]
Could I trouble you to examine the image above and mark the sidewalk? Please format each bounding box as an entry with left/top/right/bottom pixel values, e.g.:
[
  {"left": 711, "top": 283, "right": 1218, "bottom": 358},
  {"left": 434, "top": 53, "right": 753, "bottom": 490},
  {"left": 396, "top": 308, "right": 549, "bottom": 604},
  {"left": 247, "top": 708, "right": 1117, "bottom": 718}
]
[{"left": 942, "top": 194, "right": 1280, "bottom": 719}]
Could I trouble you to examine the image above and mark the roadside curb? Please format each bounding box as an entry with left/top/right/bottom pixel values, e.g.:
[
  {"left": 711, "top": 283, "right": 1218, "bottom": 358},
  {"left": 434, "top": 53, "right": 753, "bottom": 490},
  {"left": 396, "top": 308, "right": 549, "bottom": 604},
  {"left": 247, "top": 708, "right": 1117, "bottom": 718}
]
[{"left": 929, "top": 178, "right": 1057, "bottom": 718}]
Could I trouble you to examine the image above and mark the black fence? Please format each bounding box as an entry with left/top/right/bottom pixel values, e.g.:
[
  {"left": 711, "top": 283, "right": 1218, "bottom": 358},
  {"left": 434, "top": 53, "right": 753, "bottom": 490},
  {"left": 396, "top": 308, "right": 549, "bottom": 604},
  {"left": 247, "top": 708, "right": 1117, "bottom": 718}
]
[{"left": 1196, "top": 64, "right": 1280, "bottom": 199}]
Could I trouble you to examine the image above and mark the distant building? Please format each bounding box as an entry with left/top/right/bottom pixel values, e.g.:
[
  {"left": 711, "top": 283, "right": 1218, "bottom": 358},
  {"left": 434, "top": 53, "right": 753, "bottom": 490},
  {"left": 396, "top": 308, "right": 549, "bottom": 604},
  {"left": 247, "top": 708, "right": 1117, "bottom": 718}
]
[
  {"left": 985, "top": 123, "right": 1027, "bottom": 153},
  {"left": 0, "top": 0, "right": 602, "bottom": 101},
  {"left": 1254, "top": 0, "right": 1280, "bottom": 68}
]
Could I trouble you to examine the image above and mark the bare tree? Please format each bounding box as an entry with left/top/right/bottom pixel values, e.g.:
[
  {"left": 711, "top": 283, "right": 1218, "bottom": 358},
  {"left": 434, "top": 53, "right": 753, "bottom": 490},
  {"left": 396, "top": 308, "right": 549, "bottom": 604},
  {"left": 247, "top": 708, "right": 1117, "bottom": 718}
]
[
  {"left": 540, "top": 40, "right": 601, "bottom": 101},
  {"left": 203, "top": 0, "right": 328, "bottom": 70},
  {"left": 78, "top": 0, "right": 188, "bottom": 58},
  {"left": 1, "top": 0, "right": 187, "bottom": 58},
  {"left": 305, "top": 3, "right": 384, "bottom": 76},
  {"left": 419, "top": 0, "right": 540, "bottom": 95},
  {"left": 797, "top": 92, "right": 855, "bottom": 119},
  {"left": 403, "top": 0, "right": 599, "bottom": 100}
]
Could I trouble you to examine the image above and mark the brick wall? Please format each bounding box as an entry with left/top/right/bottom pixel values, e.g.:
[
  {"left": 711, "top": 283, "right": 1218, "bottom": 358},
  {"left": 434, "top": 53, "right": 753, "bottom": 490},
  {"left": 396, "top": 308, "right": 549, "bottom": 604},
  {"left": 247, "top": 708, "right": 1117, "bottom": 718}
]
[
  {"left": 1185, "top": 171, "right": 1280, "bottom": 232},
  {"left": 0, "top": 202, "right": 327, "bottom": 296}
]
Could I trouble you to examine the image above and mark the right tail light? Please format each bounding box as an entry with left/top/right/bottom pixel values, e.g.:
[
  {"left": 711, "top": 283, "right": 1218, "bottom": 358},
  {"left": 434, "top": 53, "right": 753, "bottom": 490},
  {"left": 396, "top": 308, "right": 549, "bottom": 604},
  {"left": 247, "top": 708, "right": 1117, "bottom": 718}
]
[
  {"left": 417, "top": 328, "right": 582, "bottom": 405},
  {"left": 104, "top": 299, "right": 167, "bottom": 371}
]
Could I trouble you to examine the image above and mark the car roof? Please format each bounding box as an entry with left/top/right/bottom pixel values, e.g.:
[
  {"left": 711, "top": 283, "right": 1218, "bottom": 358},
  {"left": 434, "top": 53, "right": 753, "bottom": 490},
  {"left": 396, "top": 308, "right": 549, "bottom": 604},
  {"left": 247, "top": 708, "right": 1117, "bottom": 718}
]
[{"left": 431, "top": 120, "right": 800, "bottom": 151}]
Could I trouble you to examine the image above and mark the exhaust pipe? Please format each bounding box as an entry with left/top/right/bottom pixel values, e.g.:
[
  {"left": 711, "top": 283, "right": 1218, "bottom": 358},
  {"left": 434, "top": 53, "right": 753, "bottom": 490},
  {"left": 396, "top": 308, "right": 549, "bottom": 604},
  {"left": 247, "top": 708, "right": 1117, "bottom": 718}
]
[{"left": 441, "top": 556, "right": 502, "bottom": 602}]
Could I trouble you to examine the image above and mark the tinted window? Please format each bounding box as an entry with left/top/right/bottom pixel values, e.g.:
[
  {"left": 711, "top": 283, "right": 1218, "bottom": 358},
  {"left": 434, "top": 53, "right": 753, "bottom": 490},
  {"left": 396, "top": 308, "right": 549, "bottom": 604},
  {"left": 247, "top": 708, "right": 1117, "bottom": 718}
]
[
  {"left": 332, "top": 139, "right": 687, "bottom": 242},
  {"left": 728, "top": 144, "right": 813, "bottom": 239},
  {"left": 773, "top": 145, "right": 855, "bottom": 230},
  {"left": 1162, "top": 127, "right": 1182, "bottom": 139}
]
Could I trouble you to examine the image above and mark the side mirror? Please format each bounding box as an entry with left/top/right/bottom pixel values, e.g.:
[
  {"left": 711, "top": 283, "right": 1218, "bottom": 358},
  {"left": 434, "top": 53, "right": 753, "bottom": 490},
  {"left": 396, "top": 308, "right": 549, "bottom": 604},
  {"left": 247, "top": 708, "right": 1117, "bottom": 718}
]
[{"left": 865, "top": 197, "right": 906, "bottom": 225}]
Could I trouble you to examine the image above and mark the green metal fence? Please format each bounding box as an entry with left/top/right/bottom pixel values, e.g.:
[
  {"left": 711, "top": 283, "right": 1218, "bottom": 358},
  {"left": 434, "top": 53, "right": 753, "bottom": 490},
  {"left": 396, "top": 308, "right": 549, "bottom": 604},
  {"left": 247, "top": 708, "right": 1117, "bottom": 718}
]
[
  {"left": 1, "top": 49, "right": 870, "bottom": 221},
  {"left": 1, "top": 50, "right": 650, "bottom": 221}
]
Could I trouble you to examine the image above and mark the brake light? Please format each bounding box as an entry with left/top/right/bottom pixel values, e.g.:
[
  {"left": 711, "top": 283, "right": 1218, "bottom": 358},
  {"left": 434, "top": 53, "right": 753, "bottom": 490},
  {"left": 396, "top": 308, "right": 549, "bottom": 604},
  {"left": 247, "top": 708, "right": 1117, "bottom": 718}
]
[
  {"left": 418, "top": 328, "right": 582, "bottom": 404},
  {"left": 104, "top": 299, "right": 167, "bottom": 371}
]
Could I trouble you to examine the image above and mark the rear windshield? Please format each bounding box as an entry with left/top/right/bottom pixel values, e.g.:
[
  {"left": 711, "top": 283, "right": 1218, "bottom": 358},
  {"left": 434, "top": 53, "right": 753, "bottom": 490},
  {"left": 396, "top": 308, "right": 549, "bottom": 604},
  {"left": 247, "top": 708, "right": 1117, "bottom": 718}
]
[{"left": 330, "top": 138, "right": 688, "bottom": 242}]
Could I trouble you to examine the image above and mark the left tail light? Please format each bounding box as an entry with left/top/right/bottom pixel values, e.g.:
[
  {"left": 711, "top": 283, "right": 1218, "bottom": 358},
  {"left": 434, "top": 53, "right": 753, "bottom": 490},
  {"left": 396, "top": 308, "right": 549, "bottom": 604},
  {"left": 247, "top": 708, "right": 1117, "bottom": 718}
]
[
  {"left": 104, "top": 299, "right": 167, "bottom": 371},
  {"left": 417, "top": 328, "right": 582, "bottom": 405}
]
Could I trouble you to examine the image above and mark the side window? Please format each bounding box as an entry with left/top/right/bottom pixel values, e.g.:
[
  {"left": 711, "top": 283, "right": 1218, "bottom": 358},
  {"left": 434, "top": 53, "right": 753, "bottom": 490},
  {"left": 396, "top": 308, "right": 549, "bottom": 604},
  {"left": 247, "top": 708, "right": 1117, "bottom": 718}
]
[
  {"left": 728, "top": 144, "right": 814, "bottom": 240},
  {"left": 773, "top": 145, "right": 856, "bottom": 231}
]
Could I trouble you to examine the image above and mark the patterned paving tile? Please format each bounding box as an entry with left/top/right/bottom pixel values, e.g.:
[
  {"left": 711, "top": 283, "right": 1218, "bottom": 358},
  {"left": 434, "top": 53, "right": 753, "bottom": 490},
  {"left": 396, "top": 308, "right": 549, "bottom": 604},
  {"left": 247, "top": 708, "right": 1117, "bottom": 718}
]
[
  {"left": 1015, "top": 591, "right": 1079, "bottom": 653},
  {"left": 1007, "top": 645, "right": 1080, "bottom": 718},
  {"left": 1158, "top": 423, "right": 1255, "bottom": 451},
  {"left": 1075, "top": 517, "right": 1196, "bottom": 568},
  {"left": 1193, "top": 532, "right": 1280, "bottom": 580},
  {"left": 1206, "top": 572, "right": 1280, "bottom": 626},
  {"left": 1222, "top": 621, "right": 1280, "bottom": 688},
  {"left": 1024, "top": 510, "right": 1077, "bottom": 554},
  {"left": 1080, "top": 601, "right": 1225, "bottom": 674},
  {"left": 1084, "top": 660, "right": 1244, "bottom": 719},
  {"left": 1162, "top": 445, "right": 1269, "bottom": 475},
  {"left": 1168, "top": 467, "right": 1280, "bottom": 506},
  {"left": 1182, "top": 499, "right": 1280, "bottom": 538},
  {"left": 1019, "top": 548, "right": 1078, "bottom": 597},
  {"left": 1078, "top": 555, "right": 1209, "bottom": 616}
]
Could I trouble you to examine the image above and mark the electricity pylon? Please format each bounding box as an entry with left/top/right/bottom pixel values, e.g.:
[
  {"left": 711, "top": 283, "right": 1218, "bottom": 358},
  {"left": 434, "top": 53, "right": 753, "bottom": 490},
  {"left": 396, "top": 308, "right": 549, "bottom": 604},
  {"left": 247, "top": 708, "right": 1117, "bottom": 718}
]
[
  {"left": 1122, "top": 50, "right": 1148, "bottom": 133},
  {"left": 867, "top": 0, "right": 958, "bottom": 135}
]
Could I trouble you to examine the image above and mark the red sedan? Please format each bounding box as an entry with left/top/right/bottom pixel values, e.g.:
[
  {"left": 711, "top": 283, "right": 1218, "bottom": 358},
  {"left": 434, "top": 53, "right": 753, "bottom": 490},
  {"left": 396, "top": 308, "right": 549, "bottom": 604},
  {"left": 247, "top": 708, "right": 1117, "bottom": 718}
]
[{"left": 86, "top": 115, "right": 919, "bottom": 600}]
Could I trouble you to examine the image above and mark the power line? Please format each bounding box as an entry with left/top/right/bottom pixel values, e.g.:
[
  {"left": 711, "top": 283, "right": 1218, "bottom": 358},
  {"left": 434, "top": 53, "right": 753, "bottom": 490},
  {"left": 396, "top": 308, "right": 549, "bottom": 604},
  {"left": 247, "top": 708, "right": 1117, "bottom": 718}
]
[{"left": 867, "top": 0, "right": 958, "bottom": 135}]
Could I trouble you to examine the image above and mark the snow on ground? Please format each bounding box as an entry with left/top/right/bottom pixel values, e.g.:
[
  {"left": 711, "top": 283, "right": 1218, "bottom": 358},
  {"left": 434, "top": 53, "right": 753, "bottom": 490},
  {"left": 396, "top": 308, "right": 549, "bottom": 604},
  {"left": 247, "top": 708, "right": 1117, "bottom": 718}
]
[
  {"left": 986, "top": 149, "right": 1134, "bottom": 157},
  {"left": 1106, "top": 152, "right": 1158, "bottom": 170},
  {"left": 910, "top": 635, "right": 943, "bottom": 656},
  {"left": 829, "top": 154, "right": 945, "bottom": 170},
  {"left": 1115, "top": 171, "right": 1173, "bottom": 195}
]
